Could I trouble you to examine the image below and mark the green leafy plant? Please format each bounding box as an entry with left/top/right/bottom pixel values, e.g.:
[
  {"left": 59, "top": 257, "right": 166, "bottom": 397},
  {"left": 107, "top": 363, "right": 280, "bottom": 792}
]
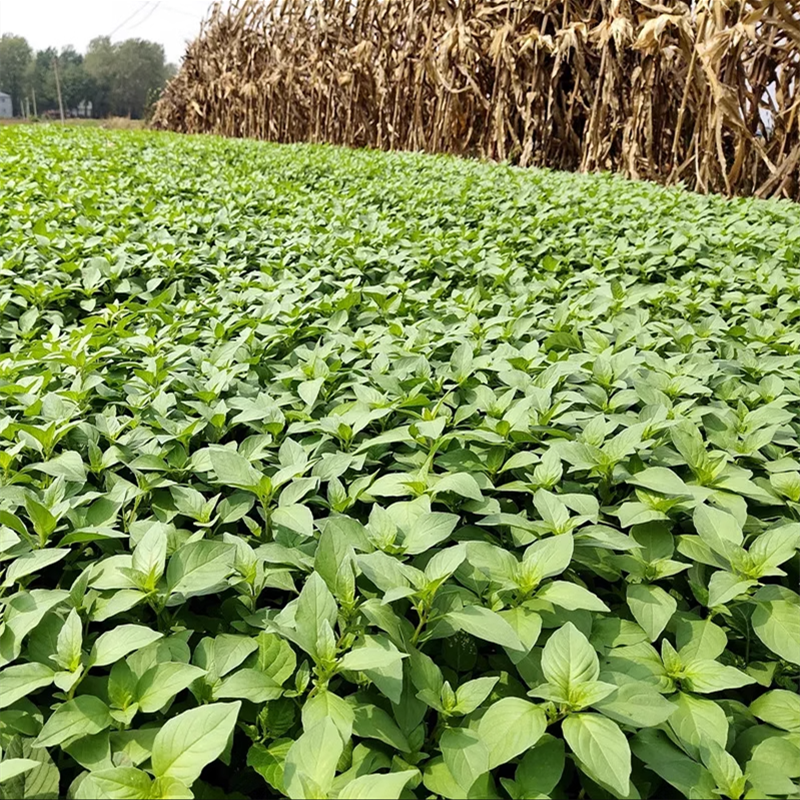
[{"left": 0, "top": 125, "right": 798, "bottom": 800}]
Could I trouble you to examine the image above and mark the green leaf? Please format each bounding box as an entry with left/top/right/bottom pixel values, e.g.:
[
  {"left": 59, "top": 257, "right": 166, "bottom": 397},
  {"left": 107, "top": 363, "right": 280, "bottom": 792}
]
[
  {"left": 0, "top": 662, "right": 55, "bottom": 709},
  {"left": 272, "top": 504, "right": 314, "bottom": 537},
  {"left": 337, "top": 771, "right": 417, "bottom": 800},
  {"left": 74, "top": 766, "right": 152, "bottom": 800},
  {"left": 540, "top": 622, "right": 599, "bottom": 695},
  {"left": 28, "top": 451, "right": 86, "bottom": 483},
  {"left": 3, "top": 549, "right": 70, "bottom": 587},
  {"left": 136, "top": 663, "right": 207, "bottom": 713},
  {"left": 403, "top": 512, "right": 459, "bottom": 555},
  {"left": 446, "top": 606, "right": 524, "bottom": 652},
  {"left": 454, "top": 677, "right": 498, "bottom": 715},
  {"left": 151, "top": 701, "right": 241, "bottom": 785},
  {"left": 214, "top": 668, "right": 283, "bottom": 703},
  {"left": 625, "top": 584, "right": 676, "bottom": 641},
  {"left": 56, "top": 608, "right": 83, "bottom": 671},
  {"left": 351, "top": 704, "right": 410, "bottom": 752},
  {"left": 511, "top": 735, "right": 565, "bottom": 798},
  {"left": 433, "top": 473, "right": 483, "bottom": 502},
  {"left": 209, "top": 448, "right": 261, "bottom": 489},
  {"left": 750, "top": 689, "right": 800, "bottom": 732},
  {"left": 0, "top": 759, "right": 40, "bottom": 785},
  {"left": 536, "top": 580, "right": 609, "bottom": 612},
  {"left": 248, "top": 739, "right": 292, "bottom": 795},
  {"left": 706, "top": 571, "right": 756, "bottom": 607},
  {"left": 35, "top": 695, "right": 113, "bottom": 747},
  {"left": 89, "top": 625, "right": 163, "bottom": 667},
  {"left": 593, "top": 682, "right": 675, "bottom": 727},
  {"left": 675, "top": 619, "right": 727, "bottom": 663},
  {"left": 283, "top": 717, "right": 343, "bottom": 800},
  {"left": 523, "top": 535, "right": 574, "bottom": 581},
  {"left": 440, "top": 728, "right": 489, "bottom": 793},
  {"left": 631, "top": 729, "right": 717, "bottom": 800},
  {"left": 166, "top": 540, "right": 234, "bottom": 599},
  {"left": 340, "top": 645, "right": 407, "bottom": 673},
  {"left": 668, "top": 692, "right": 728, "bottom": 759},
  {"left": 294, "top": 572, "right": 339, "bottom": 662},
  {"left": 475, "top": 698, "right": 546, "bottom": 769},
  {"left": 681, "top": 660, "right": 755, "bottom": 693},
  {"left": 752, "top": 599, "right": 800, "bottom": 665},
  {"left": 562, "top": 713, "right": 631, "bottom": 797}
]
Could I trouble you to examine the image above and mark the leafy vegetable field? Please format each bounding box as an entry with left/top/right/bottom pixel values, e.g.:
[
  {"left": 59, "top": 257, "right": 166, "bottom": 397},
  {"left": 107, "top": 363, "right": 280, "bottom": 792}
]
[{"left": 1, "top": 126, "right": 799, "bottom": 800}]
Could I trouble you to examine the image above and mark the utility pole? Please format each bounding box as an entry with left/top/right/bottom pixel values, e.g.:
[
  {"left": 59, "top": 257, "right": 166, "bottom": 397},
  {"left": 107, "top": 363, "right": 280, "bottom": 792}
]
[{"left": 53, "top": 56, "right": 66, "bottom": 123}]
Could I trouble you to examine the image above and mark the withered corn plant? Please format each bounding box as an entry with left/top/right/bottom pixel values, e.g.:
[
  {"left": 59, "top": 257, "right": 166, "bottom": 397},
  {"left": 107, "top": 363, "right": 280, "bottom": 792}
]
[{"left": 153, "top": 0, "right": 800, "bottom": 200}]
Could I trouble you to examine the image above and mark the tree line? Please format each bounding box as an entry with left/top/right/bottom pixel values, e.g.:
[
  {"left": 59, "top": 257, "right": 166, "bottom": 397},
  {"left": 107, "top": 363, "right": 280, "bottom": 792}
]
[{"left": 0, "top": 34, "right": 176, "bottom": 120}]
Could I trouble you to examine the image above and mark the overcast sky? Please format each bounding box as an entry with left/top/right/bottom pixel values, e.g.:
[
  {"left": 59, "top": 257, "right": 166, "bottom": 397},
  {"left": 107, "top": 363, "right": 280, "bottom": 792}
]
[{"left": 0, "top": 0, "right": 215, "bottom": 64}]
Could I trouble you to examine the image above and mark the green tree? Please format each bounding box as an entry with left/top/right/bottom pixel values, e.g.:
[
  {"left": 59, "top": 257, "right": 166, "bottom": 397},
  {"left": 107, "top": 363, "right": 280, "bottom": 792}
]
[
  {"left": 84, "top": 37, "right": 115, "bottom": 118},
  {"left": 58, "top": 47, "right": 94, "bottom": 112},
  {"left": 0, "top": 34, "right": 33, "bottom": 116},
  {"left": 25, "top": 48, "right": 58, "bottom": 115},
  {"left": 111, "top": 39, "right": 167, "bottom": 118}
]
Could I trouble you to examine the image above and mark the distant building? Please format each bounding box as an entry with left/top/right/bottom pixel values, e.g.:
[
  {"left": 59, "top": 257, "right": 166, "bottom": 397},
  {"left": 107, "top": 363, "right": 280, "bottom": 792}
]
[{"left": 0, "top": 92, "right": 12, "bottom": 119}]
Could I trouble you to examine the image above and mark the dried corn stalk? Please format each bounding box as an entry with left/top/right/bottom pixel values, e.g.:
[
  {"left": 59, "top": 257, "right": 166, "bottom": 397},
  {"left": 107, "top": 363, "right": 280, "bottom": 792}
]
[{"left": 153, "top": 0, "right": 800, "bottom": 201}]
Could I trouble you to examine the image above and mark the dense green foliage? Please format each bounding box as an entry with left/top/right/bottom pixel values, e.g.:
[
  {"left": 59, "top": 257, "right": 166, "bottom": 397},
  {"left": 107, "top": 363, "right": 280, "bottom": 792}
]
[{"left": 0, "top": 126, "right": 799, "bottom": 800}]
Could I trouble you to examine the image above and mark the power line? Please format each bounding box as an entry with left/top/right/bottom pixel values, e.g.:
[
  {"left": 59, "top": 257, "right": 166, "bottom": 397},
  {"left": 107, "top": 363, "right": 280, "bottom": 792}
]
[
  {"left": 108, "top": 1, "right": 153, "bottom": 39},
  {"left": 124, "top": 1, "right": 162, "bottom": 32}
]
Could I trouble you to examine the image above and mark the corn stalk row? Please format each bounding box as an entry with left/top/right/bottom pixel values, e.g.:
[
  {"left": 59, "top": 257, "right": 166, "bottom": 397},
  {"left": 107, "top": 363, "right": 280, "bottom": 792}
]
[{"left": 153, "top": 0, "right": 800, "bottom": 200}]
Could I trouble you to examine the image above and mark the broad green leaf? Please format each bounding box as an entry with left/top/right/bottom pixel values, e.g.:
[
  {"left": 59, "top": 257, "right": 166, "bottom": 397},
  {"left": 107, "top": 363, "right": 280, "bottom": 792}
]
[
  {"left": 594, "top": 682, "right": 676, "bottom": 727},
  {"left": 752, "top": 599, "right": 800, "bottom": 665},
  {"left": 562, "top": 713, "right": 631, "bottom": 797},
  {"left": 402, "top": 512, "right": 459, "bottom": 555},
  {"left": 214, "top": 668, "right": 283, "bottom": 703},
  {"left": 668, "top": 692, "right": 728, "bottom": 759},
  {"left": 536, "top": 580, "right": 609, "bottom": 612},
  {"left": 56, "top": 607, "right": 84, "bottom": 672},
  {"left": 540, "top": 622, "right": 599, "bottom": 695},
  {"left": 626, "top": 584, "right": 676, "bottom": 641},
  {"left": 0, "top": 662, "right": 55, "bottom": 709},
  {"left": 523, "top": 534, "right": 574, "bottom": 581},
  {"left": 631, "top": 729, "right": 717, "bottom": 800},
  {"left": 475, "top": 698, "right": 546, "bottom": 769},
  {"left": 283, "top": 717, "right": 343, "bottom": 799},
  {"left": 675, "top": 619, "right": 727, "bottom": 663},
  {"left": 511, "top": 735, "right": 565, "bottom": 798},
  {"left": 340, "top": 645, "right": 407, "bottom": 673},
  {"left": 166, "top": 540, "right": 234, "bottom": 599},
  {"left": 209, "top": 448, "right": 261, "bottom": 489},
  {"left": 136, "top": 663, "right": 207, "bottom": 713},
  {"left": 302, "top": 691, "right": 354, "bottom": 742},
  {"left": 0, "top": 759, "right": 40, "bottom": 784},
  {"left": 681, "top": 660, "right": 755, "bottom": 693},
  {"left": 35, "top": 696, "right": 113, "bottom": 747},
  {"left": 446, "top": 606, "right": 524, "bottom": 652},
  {"left": 89, "top": 625, "right": 163, "bottom": 667},
  {"left": 440, "top": 727, "right": 490, "bottom": 793},
  {"left": 151, "top": 701, "right": 241, "bottom": 785},
  {"left": 750, "top": 690, "right": 800, "bottom": 732},
  {"left": 28, "top": 451, "right": 86, "bottom": 483},
  {"left": 74, "top": 766, "right": 152, "bottom": 800},
  {"left": 454, "top": 677, "right": 498, "bottom": 715},
  {"left": 706, "top": 571, "right": 756, "bottom": 607},
  {"left": 294, "top": 572, "right": 339, "bottom": 662},
  {"left": 337, "top": 770, "right": 417, "bottom": 799},
  {"left": 352, "top": 703, "right": 410, "bottom": 752},
  {"left": 3, "top": 549, "right": 70, "bottom": 587}
]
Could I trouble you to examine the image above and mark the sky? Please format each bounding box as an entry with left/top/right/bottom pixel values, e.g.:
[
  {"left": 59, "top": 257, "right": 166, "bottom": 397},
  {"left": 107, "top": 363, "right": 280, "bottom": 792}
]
[{"left": 0, "top": 0, "right": 216, "bottom": 64}]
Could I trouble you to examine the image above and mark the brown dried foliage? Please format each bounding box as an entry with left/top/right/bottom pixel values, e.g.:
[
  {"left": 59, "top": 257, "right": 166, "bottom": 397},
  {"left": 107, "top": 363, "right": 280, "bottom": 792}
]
[{"left": 153, "top": 0, "right": 800, "bottom": 200}]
